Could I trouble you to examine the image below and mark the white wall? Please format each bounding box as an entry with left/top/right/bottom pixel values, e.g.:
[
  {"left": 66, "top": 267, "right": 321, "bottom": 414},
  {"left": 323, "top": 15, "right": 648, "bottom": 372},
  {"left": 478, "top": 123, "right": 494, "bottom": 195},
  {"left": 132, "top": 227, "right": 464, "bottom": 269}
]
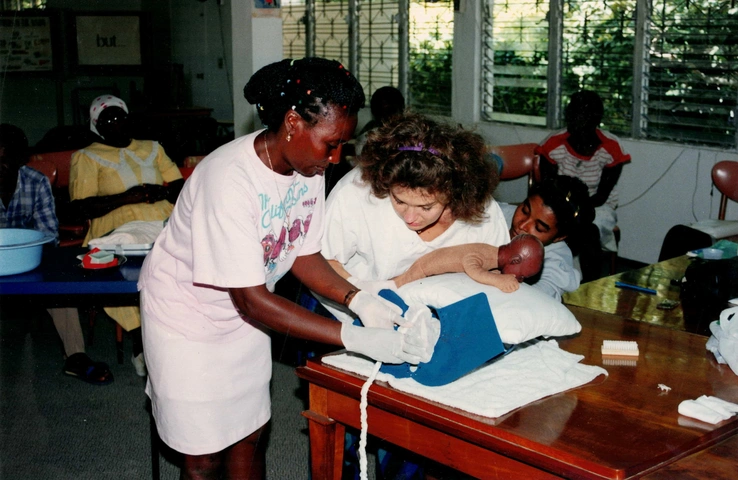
[
  {"left": 452, "top": 0, "right": 738, "bottom": 265},
  {"left": 169, "top": 0, "right": 233, "bottom": 123}
]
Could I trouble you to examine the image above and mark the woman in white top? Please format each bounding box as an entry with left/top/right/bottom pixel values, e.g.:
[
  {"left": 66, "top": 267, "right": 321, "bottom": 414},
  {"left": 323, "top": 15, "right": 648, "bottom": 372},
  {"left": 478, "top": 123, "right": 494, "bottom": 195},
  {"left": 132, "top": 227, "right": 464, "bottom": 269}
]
[
  {"left": 138, "top": 58, "right": 429, "bottom": 479},
  {"left": 322, "top": 113, "right": 510, "bottom": 314}
]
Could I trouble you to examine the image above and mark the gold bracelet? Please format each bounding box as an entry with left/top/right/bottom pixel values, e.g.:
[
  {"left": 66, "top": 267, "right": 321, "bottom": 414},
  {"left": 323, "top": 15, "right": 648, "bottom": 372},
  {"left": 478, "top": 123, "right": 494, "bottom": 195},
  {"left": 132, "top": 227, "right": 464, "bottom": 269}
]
[{"left": 343, "top": 288, "right": 359, "bottom": 307}]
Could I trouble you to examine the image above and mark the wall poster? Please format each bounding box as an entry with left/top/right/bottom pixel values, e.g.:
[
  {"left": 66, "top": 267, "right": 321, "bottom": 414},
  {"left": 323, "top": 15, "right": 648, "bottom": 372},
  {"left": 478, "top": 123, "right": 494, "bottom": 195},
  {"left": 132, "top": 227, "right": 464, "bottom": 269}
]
[{"left": 0, "top": 15, "right": 53, "bottom": 72}]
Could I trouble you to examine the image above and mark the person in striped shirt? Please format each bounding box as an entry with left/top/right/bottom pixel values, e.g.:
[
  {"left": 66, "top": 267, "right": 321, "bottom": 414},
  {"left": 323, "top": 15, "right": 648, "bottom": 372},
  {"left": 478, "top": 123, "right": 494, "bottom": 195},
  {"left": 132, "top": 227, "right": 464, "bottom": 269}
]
[{"left": 536, "top": 90, "right": 631, "bottom": 281}]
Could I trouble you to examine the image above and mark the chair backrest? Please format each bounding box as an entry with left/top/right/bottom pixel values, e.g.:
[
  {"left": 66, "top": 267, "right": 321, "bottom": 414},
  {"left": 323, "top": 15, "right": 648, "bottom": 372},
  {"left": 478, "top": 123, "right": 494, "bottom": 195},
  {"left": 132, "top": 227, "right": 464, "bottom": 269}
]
[
  {"left": 712, "top": 160, "right": 738, "bottom": 220},
  {"left": 183, "top": 155, "right": 206, "bottom": 168},
  {"left": 488, "top": 143, "right": 539, "bottom": 189},
  {"left": 26, "top": 158, "right": 58, "bottom": 187},
  {"left": 29, "top": 150, "right": 77, "bottom": 188}
]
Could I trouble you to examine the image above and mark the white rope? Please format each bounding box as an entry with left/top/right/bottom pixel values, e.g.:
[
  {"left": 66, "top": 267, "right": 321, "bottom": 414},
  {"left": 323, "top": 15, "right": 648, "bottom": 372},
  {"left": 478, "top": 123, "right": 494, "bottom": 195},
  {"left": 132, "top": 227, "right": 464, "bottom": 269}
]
[{"left": 358, "top": 360, "right": 382, "bottom": 480}]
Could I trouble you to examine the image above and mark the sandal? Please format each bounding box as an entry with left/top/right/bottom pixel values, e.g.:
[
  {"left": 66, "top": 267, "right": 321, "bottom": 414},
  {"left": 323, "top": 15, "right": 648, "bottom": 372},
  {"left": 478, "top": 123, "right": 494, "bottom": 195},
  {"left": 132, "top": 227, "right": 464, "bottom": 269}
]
[{"left": 63, "top": 353, "right": 114, "bottom": 386}]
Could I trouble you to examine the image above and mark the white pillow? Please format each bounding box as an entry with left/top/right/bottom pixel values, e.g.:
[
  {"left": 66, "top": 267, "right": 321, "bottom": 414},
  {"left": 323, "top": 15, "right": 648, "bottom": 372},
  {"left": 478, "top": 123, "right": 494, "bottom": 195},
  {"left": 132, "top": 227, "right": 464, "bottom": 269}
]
[{"left": 397, "top": 273, "right": 581, "bottom": 344}]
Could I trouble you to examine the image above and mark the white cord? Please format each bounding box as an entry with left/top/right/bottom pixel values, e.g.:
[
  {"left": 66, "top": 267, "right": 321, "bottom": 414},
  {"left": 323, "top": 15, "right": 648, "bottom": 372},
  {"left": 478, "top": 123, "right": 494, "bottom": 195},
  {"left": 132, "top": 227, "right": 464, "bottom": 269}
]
[{"left": 358, "top": 361, "right": 382, "bottom": 480}]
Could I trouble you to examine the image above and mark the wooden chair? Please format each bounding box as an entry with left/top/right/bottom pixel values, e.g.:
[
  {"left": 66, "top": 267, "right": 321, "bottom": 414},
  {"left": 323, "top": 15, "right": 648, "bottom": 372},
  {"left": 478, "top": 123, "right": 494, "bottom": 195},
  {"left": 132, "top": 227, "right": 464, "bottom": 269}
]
[
  {"left": 29, "top": 151, "right": 124, "bottom": 363},
  {"left": 713, "top": 160, "right": 738, "bottom": 220},
  {"left": 488, "top": 143, "right": 539, "bottom": 190},
  {"left": 29, "top": 150, "right": 89, "bottom": 247},
  {"left": 692, "top": 160, "right": 738, "bottom": 240},
  {"left": 180, "top": 155, "right": 206, "bottom": 180},
  {"left": 26, "top": 158, "right": 58, "bottom": 186}
]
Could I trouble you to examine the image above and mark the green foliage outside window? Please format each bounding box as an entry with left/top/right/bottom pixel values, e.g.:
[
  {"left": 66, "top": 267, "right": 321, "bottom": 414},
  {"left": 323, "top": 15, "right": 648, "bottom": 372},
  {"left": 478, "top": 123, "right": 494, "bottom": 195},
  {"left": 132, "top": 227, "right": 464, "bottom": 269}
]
[{"left": 409, "top": 39, "right": 452, "bottom": 116}]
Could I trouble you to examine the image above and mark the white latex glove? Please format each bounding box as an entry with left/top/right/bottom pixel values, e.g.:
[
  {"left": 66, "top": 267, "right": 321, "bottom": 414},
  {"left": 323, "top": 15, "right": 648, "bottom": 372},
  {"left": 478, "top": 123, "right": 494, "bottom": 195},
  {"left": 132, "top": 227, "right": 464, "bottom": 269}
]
[
  {"left": 348, "top": 276, "right": 398, "bottom": 295},
  {"left": 348, "top": 290, "right": 406, "bottom": 330},
  {"left": 341, "top": 323, "right": 424, "bottom": 364},
  {"left": 398, "top": 304, "right": 441, "bottom": 363}
]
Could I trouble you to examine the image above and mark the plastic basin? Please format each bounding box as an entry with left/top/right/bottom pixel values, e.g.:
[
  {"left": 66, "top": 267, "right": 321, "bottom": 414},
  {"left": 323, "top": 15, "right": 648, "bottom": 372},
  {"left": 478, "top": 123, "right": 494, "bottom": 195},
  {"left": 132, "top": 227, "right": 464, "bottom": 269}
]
[
  {"left": 702, "top": 248, "right": 724, "bottom": 260},
  {"left": 0, "top": 229, "right": 56, "bottom": 276}
]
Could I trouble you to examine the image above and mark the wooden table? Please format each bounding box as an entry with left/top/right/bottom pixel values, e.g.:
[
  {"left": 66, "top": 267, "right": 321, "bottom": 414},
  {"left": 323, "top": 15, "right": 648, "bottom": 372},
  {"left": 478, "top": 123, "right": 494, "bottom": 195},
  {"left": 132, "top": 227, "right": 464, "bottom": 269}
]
[
  {"left": 562, "top": 256, "right": 719, "bottom": 335},
  {"left": 297, "top": 306, "right": 738, "bottom": 479}
]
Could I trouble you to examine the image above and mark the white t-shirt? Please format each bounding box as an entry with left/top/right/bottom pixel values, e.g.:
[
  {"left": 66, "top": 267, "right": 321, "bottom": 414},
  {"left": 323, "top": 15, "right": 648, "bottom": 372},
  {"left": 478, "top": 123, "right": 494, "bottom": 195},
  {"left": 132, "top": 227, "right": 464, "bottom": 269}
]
[
  {"left": 322, "top": 168, "right": 510, "bottom": 282},
  {"left": 139, "top": 130, "right": 325, "bottom": 342}
]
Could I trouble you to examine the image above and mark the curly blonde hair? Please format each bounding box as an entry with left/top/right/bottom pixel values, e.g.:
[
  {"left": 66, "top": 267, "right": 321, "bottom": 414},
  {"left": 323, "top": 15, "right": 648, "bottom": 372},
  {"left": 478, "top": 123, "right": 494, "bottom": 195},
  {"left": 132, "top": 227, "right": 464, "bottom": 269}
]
[{"left": 358, "top": 113, "right": 498, "bottom": 223}]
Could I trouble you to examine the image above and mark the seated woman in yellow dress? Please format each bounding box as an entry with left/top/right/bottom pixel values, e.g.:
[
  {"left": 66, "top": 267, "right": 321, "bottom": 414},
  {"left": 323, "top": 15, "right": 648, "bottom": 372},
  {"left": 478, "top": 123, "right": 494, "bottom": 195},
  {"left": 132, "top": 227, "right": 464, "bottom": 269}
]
[{"left": 68, "top": 95, "right": 184, "bottom": 376}]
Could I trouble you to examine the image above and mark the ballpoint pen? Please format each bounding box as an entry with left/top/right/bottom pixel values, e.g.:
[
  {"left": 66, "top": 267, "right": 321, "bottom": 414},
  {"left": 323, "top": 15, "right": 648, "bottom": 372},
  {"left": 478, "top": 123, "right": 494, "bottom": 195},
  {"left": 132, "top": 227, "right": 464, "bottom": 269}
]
[{"left": 615, "top": 281, "right": 657, "bottom": 295}]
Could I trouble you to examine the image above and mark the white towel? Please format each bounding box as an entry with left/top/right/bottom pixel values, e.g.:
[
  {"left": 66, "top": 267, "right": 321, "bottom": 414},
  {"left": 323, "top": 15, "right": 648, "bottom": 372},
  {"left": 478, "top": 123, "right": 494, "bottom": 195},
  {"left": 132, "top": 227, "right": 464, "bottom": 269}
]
[
  {"left": 88, "top": 220, "right": 164, "bottom": 247},
  {"left": 678, "top": 396, "right": 738, "bottom": 424},
  {"left": 324, "top": 339, "right": 607, "bottom": 419}
]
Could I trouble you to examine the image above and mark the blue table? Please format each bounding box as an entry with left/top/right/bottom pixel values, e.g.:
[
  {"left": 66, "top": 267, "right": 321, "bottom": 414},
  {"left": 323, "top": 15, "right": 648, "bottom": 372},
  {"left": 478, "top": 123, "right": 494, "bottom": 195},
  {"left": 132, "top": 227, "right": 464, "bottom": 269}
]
[
  {"left": 0, "top": 246, "right": 143, "bottom": 306},
  {"left": 0, "top": 247, "right": 144, "bottom": 363}
]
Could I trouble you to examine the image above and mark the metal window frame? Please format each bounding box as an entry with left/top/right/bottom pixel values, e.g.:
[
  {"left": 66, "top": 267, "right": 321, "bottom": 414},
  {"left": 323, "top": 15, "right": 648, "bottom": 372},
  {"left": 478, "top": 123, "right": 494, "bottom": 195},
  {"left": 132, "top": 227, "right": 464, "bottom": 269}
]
[{"left": 483, "top": 0, "right": 737, "bottom": 149}]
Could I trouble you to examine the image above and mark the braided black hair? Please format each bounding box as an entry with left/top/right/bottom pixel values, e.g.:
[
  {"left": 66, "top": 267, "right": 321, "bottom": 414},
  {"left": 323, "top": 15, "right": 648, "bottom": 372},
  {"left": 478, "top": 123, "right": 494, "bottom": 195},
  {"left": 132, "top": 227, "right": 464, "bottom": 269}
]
[
  {"left": 530, "top": 174, "right": 594, "bottom": 238},
  {"left": 244, "top": 57, "right": 365, "bottom": 132}
]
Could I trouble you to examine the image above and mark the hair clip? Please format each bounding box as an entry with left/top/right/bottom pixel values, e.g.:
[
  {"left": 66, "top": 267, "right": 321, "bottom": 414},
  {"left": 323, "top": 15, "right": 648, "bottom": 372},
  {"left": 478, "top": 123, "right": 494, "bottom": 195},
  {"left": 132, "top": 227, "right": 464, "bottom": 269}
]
[
  {"left": 398, "top": 144, "right": 441, "bottom": 156},
  {"left": 564, "top": 191, "right": 580, "bottom": 218}
]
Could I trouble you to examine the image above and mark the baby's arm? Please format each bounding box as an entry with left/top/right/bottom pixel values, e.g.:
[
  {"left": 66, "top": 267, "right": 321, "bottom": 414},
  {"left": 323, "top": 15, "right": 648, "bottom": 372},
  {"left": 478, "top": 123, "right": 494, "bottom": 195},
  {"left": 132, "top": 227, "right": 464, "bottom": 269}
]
[
  {"left": 394, "top": 243, "right": 518, "bottom": 292},
  {"left": 393, "top": 246, "right": 464, "bottom": 288},
  {"left": 461, "top": 248, "right": 519, "bottom": 292}
]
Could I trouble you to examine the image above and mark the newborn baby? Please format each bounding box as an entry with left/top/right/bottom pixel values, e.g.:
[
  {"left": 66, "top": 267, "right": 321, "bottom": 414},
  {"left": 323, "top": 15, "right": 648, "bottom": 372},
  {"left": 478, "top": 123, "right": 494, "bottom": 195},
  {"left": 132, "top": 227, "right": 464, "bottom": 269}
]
[{"left": 393, "top": 234, "right": 544, "bottom": 292}]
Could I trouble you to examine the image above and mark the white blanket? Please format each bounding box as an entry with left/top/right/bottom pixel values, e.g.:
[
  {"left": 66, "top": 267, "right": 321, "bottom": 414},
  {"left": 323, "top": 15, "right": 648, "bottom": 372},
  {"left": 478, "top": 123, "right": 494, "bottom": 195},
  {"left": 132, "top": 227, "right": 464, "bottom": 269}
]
[
  {"left": 324, "top": 339, "right": 607, "bottom": 419},
  {"left": 88, "top": 220, "right": 164, "bottom": 247}
]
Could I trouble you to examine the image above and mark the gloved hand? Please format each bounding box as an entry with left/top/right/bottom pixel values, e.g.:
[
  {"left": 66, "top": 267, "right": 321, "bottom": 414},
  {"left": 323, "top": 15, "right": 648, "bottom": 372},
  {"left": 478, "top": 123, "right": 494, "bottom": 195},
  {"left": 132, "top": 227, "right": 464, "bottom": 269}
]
[
  {"left": 347, "top": 276, "right": 398, "bottom": 295},
  {"left": 348, "top": 290, "right": 406, "bottom": 329},
  {"left": 341, "top": 322, "right": 424, "bottom": 364},
  {"left": 398, "top": 304, "right": 441, "bottom": 363}
]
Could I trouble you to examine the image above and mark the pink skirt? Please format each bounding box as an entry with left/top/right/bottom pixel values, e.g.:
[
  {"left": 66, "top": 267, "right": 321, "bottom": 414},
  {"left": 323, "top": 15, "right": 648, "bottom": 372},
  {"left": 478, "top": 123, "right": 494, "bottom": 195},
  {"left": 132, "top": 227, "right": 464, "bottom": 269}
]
[{"left": 142, "top": 291, "right": 272, "bottom": 455}]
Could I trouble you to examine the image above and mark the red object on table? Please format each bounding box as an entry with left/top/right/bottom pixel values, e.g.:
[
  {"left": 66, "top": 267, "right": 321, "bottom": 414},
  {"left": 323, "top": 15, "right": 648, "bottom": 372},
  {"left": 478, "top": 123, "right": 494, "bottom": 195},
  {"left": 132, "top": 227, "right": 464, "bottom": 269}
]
[{"left": 81, "top": 248, "right": 118, "bottom": 269}]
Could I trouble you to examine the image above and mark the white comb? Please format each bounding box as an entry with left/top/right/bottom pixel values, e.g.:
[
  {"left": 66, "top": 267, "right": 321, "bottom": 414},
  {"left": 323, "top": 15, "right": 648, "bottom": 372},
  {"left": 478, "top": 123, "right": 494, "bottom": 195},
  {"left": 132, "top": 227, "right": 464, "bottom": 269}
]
[{"left": 601, "top": 340, "right": 639, "bottom": 356}]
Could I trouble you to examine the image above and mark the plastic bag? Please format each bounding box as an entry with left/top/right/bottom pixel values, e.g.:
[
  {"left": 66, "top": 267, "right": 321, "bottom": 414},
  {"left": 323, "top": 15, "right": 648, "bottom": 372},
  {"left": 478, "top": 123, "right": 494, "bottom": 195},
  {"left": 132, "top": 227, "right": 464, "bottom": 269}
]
[{"left": 706, "top": 306, "right": 738, "bottom": 375}]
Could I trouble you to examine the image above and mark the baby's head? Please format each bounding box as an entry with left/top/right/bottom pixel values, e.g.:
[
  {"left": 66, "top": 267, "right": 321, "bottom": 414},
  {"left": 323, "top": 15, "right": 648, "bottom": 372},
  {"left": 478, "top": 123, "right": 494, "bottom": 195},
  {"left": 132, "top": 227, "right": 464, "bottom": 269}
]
[{"left": 498, "top": 234, "right": 545, "bottom": 281}]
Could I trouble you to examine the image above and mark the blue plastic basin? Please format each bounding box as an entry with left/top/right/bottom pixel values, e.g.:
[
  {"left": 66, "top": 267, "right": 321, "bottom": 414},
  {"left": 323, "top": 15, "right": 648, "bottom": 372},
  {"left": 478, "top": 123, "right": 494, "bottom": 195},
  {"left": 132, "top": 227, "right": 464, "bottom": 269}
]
[{"left": 0, "top": 229, "right": 56, "bottom": 276}]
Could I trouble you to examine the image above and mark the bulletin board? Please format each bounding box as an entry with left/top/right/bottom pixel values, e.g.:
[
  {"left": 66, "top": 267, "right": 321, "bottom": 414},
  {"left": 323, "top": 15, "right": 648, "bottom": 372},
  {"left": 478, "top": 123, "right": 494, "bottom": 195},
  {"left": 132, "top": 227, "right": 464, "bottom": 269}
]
[{"left": 0, "top": 14, "right": 54, "bottom": 73}]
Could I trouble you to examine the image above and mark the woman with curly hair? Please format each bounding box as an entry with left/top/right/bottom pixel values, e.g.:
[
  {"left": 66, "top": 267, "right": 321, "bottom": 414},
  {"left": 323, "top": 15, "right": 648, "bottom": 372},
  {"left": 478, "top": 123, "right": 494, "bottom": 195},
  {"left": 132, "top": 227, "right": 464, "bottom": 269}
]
[{"left": 320, "top": 112, "right": 509, "bottom": 314}]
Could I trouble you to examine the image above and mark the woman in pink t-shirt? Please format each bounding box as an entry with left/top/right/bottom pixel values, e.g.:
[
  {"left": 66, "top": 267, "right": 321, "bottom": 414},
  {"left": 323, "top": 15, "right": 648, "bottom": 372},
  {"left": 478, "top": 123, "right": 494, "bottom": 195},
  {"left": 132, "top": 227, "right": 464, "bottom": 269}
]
[{"left": 139, "top": 58, "right": 430, "bottom": 479}]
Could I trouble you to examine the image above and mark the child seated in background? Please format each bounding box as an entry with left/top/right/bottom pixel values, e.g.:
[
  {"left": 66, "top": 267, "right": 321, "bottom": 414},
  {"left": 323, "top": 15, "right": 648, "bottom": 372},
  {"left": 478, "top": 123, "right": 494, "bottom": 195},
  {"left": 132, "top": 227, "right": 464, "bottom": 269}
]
[
  {"left": 393, "top": 233, "right": 544, "bottom": 292},
  {"left": 536, "top": 90, "right": 630, "bottom": 281}
]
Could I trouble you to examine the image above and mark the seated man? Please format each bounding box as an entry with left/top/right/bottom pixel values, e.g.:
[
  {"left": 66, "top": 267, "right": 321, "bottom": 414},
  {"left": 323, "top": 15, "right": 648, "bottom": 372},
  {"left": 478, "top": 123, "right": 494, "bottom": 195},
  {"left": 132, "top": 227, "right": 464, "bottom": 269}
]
[
  {"left": 393, "top": 234, "right": 544, "bottom": 292},
  {"left": 0, "top": 123, "right": 112, "bottom": 385}
]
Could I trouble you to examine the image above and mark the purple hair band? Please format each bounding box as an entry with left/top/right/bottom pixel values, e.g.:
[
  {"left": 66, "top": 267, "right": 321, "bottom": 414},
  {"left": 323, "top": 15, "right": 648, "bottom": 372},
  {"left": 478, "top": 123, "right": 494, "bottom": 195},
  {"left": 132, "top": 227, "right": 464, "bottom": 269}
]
[{"left": 398, "top": 144, "right": 440, "bottom": 156}]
